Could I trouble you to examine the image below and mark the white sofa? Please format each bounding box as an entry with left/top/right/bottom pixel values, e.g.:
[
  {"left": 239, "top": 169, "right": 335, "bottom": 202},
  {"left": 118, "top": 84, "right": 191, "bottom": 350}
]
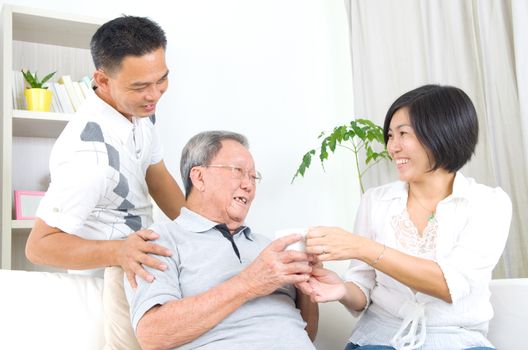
[
  {"left": 0, "top": 269, "right": 104, "bottom": 350},
  {"left": 0, "top": 269, "right": 526, "bottom": 350}
]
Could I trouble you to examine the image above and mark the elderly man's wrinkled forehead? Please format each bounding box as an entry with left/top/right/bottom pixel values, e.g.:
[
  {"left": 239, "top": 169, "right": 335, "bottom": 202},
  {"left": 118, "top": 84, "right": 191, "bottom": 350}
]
[{"left": 211, "top": 139, "right": 254, "bottom": 166}]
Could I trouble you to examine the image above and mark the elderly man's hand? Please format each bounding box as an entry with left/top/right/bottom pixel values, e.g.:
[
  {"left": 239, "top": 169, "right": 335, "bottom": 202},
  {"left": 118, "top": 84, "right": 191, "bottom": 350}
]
[
  {"left": 238, "top": 234, "right": 312, "bottom": 298},
  {"left": 117, "top": 229, "right": 172, "bottom": 288}
]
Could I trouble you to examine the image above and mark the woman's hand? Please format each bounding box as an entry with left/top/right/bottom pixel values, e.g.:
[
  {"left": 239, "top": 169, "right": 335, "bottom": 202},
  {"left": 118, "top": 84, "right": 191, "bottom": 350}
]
[
  {"left": 305, "top": 226, "right": 366, "bottom": 261},
  {"left": 295, "top": 255, "right": 322, "bottom": 295},
  {"left": 304, "top": 267, "right": 347, "bottom": 303}
]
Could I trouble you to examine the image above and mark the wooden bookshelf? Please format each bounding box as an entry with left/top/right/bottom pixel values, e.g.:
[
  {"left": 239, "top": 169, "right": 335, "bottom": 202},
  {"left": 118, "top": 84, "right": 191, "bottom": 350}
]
[{"left": 0, "top": 4, "right": 103, "bottom": 270}]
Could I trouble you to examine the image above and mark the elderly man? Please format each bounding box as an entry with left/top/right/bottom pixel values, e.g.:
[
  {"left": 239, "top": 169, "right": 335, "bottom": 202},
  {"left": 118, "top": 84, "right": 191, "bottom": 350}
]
[{"left": 125, "top": 130, "right": 318, "bottom": 350}]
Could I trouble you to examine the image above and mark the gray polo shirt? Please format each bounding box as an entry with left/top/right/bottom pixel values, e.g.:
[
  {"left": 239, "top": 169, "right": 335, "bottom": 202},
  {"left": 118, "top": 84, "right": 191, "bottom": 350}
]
[{"left": 125, "top": 208, "right": 315, "bottom": 350}]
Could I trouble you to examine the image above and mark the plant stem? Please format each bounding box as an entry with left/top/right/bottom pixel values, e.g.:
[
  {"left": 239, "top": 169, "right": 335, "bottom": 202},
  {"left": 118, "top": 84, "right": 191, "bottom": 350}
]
[
  {"left": 359, "top": 159, "right": 383, "bottom": 178},
  {"left": 337, "top": 144, "right": 355, "bottom": 152},
  {"left": 356, "top": 141, "right": 365, "bottom": 152},
  {"left": 352, "top": 138, "right": 364, "bottom": 193}
]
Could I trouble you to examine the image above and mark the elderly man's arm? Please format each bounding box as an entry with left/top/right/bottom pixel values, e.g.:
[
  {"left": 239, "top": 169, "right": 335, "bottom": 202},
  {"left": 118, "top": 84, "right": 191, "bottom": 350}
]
[
  {"left": 135, "top": 234, "right": 312, "bottom": 350},
  {"left": 296, "top": 288, "right": 319, "bottom": 341},
  {"left": 137, "top": 274, "right": 254, "bottom": 350}
]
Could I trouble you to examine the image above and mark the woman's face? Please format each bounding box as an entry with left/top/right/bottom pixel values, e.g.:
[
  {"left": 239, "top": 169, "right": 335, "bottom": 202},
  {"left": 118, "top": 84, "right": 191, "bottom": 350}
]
[{"left": 386, "top": 108, "right": 433, "bottom": 183}]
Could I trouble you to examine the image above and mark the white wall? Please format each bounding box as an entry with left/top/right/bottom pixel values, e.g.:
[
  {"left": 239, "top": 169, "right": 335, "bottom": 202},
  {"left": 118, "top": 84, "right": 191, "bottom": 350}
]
[{"left": 3, "top": 1, "right": 358, "bottom": 348}]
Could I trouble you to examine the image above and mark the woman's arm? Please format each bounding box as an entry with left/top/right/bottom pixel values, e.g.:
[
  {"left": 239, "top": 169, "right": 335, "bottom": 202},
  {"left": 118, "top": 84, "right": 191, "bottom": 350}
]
[{"left": 306, "top": 228, "right": 451, "bottom": 303}]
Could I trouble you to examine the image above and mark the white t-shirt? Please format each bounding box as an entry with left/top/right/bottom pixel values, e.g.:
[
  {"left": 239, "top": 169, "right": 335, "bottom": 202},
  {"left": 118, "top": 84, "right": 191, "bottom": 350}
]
[
  {"left": 345, "top": 172, "right": 512, "bottom": 349},
  {"left": 37, "top": 94, "right": 162, "bottom": 266}
]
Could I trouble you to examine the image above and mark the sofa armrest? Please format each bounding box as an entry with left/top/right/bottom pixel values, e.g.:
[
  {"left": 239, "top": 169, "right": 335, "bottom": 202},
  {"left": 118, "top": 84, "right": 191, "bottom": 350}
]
[{"left": 0, "top": 269, "right": 104, "bottom": 350}]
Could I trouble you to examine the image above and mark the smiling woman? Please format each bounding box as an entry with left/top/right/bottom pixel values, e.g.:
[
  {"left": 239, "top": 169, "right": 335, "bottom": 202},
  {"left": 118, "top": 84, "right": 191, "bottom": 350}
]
[
  {"left": 345, "top": 0, "right": 528, "bottom": 282},
  {"left": 302, "top": 84, "right": 512, "bottom": 350}
]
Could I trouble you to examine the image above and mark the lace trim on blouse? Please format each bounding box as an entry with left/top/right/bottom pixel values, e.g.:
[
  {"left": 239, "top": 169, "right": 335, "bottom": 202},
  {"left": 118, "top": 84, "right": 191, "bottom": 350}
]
[{"left": 391, "top": 209, "right": 438, "bottom": 257}]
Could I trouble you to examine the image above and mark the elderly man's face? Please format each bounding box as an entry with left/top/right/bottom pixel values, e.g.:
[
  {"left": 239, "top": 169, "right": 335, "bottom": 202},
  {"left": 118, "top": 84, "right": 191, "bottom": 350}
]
[{"left": 202, "top": 139, "right": 257, "bottom": 227}]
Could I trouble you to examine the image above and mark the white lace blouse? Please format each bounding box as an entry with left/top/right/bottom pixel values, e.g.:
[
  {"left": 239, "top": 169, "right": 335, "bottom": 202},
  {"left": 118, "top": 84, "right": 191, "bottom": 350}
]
[{"left": 344, "top": 172, "right": 512, "bottom": 350}]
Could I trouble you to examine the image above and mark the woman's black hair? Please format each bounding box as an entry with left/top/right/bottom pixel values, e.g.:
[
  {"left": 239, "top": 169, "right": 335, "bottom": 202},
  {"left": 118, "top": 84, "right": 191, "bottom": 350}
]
[{"left": 383, "top": 84, "right": 479, "bottom": 172}]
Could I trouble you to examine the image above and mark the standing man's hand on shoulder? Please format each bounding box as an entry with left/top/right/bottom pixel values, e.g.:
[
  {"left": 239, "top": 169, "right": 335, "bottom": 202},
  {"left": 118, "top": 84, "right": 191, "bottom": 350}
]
[{"left": 117, "top": 229, "right": 173, "bottom": 288}]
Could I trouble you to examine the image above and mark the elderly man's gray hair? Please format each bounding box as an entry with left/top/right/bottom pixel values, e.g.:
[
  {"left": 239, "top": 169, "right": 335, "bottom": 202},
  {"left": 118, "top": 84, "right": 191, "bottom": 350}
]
[{"left": 180, "top": 130, "right": 249, "bottom": 198}]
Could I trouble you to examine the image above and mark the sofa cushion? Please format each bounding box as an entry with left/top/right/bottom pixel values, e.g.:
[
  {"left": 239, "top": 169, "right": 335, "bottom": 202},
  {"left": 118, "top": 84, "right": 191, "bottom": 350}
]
[
  {"left": 488, "top": 278, "right": 528, "bottom": 350},
  {"left": 0, "top": 269, "right": 104, "bottom": 349},
  {"left": 103, "top": 266, "right": 141, "bottom": 350}
]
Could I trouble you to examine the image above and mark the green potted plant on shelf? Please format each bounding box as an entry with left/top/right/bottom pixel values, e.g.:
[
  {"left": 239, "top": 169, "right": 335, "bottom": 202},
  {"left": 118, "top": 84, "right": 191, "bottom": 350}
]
[
  {"left": 21, "top": 69, "right": 56, "bottom": 112},
  {"left": 292, "top": 118, "right": 391, "bottom": 193}
]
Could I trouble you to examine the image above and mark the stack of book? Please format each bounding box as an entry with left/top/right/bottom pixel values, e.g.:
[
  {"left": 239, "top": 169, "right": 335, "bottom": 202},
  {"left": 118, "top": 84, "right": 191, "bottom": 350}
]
[{"left": 12, "top": 71, "right": 94, "bottom": 113}]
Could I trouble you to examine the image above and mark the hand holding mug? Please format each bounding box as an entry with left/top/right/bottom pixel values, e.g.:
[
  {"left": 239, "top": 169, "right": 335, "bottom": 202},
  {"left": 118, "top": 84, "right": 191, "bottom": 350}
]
[{"left": 306, "top": 226, "right": 366, "bottom": 261}]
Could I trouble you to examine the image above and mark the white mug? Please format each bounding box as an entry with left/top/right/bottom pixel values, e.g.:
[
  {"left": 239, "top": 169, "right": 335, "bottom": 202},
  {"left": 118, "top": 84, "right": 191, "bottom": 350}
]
[{"left": 274, "top": 228, "right": 308, "bottom": 252}]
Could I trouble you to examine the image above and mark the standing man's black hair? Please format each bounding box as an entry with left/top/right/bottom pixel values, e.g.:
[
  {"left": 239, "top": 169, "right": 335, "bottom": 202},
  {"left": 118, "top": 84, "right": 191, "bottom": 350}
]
[{"left": 90, "top": 15, "right": 167, "bottom": 73}]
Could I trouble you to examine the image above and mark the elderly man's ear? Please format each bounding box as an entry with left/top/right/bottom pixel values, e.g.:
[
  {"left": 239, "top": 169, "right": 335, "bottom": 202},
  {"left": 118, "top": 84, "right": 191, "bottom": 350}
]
[{"left": 189, "top": 167, "right": 206, "bottom": 192}]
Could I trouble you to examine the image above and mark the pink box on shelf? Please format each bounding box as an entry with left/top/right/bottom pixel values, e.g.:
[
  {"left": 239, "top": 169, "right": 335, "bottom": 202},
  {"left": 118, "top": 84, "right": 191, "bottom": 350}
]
[{"left": 14, "top": 190, "right": 46, "bottom": 220}]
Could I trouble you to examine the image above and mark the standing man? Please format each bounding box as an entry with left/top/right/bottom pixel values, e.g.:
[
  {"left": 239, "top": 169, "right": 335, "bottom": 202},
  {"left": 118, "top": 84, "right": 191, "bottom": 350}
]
[{"left": 26, "top": 16, "right": 185, "bottom": 287}]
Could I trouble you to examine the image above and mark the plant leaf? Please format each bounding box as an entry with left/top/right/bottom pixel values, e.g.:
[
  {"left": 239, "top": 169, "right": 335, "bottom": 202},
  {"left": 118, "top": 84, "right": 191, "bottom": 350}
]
[
  {"left": 291, "top": 149, "right": 316, "bottom": 183},
  {"left": 41, "top": 71, "right": 57, "bottom": 85},
  {"left": 292, "top": 118, "right": 391, "bottom": 192},
  {"left": 20, "top": 69, "right": 55, "bottom": 89}
]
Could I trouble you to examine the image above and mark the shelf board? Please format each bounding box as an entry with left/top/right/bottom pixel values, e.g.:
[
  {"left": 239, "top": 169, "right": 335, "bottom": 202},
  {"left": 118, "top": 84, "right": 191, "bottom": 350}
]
[
  {"left": 12, "top": 219, "right": 34, "bottom": 234},
  {"left": 11, "top": 6, "right": 104, "bottom": 49},
  {"left": 13, "top": 109, "right": 71, "bottom": 137}
]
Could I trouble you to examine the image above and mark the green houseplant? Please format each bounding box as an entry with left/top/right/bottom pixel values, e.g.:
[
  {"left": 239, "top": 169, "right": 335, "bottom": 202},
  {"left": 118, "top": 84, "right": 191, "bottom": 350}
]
[
  {"left": 292, "top": 118, "right": 391, "bottom": 193},
  {"left": 21, "top": 69, "right": 56, "bottom": 112},
  {"left": 21, "top": 69, "right": 56, "bottom": 89}
]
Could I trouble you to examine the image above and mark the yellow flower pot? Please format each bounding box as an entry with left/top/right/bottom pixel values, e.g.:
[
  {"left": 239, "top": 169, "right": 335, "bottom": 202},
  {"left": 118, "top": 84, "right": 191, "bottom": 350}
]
[{"left": 24, "top": 88, "right": 52, "bottom": 112}]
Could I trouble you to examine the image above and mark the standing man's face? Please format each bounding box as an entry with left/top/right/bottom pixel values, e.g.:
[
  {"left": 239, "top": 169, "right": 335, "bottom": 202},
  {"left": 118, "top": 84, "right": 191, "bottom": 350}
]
[{"left": 94, "top": 47, "right": 169, "bottom": 120}]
